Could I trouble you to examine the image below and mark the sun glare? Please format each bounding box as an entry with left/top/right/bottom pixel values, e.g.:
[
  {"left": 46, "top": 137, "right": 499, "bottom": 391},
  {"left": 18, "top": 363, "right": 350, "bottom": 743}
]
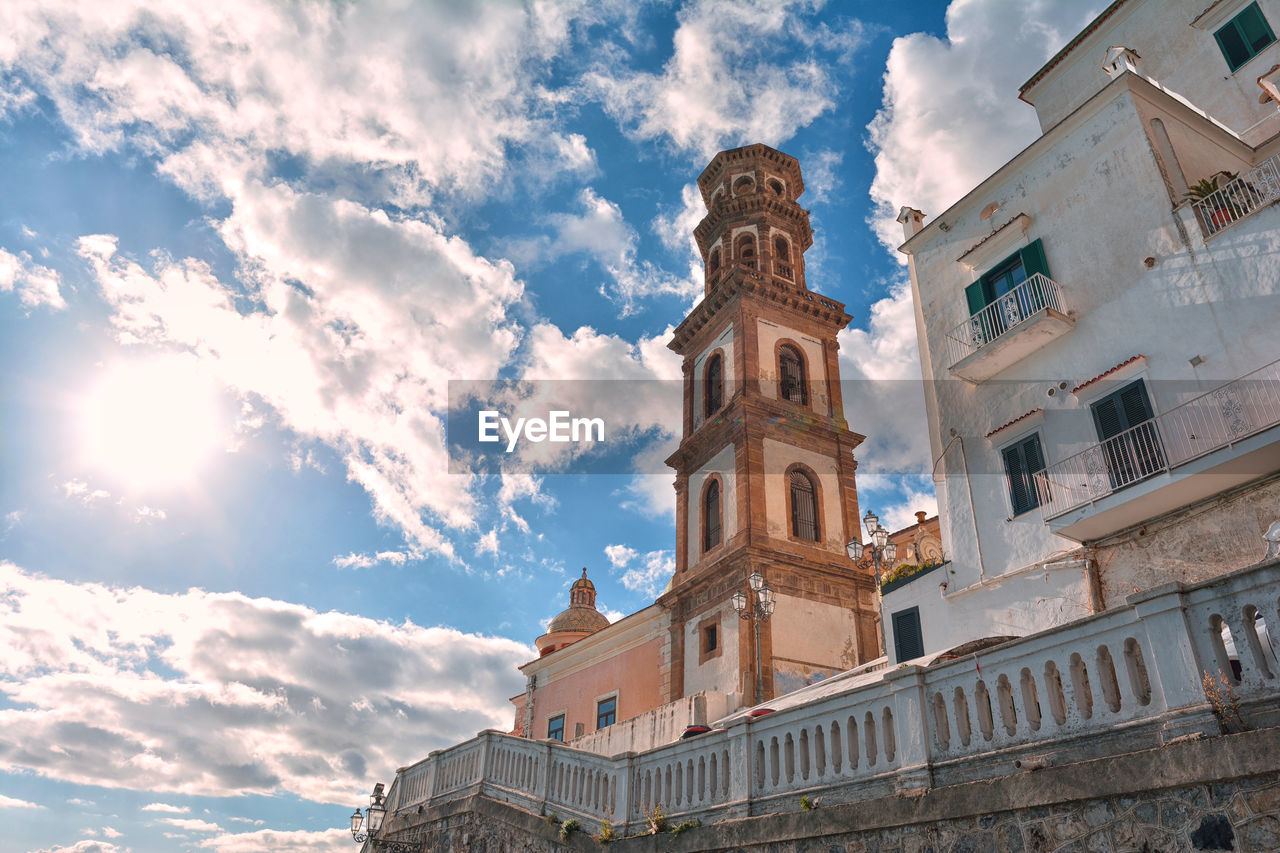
[{"left": 81, "top": 357, "right": 222, "bottom": 490}]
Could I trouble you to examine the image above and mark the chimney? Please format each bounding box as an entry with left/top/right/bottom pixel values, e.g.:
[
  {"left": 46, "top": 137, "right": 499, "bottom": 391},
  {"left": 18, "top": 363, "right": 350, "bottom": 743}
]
[
  {"left": 897, "top": 206, "right": 925, "bottom": 241},
  {"left": 915, "top": 511, "right": 928, "bottom": 525}
]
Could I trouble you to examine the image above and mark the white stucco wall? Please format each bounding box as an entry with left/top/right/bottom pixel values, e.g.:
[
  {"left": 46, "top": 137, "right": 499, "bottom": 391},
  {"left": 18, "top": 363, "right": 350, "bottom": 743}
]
[
  {"left": 1025, "top": 0, "right": 1280, "bottom": 138},
  {"left": 761, "top": 437, "right": 844, "bottom": 552}
]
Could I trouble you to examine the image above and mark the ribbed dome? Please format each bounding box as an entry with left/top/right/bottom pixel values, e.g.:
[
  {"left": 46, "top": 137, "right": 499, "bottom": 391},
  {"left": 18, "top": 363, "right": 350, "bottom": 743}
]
[
  {"left": 536, "top": 568, "right": 610, "bottom": 653},
  {"left": 547, "top": 606, "right": 611, "bottom": 634}
]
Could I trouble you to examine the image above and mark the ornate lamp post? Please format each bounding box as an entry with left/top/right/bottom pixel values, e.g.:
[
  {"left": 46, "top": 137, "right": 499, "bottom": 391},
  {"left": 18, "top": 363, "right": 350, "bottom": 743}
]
[
  {"left": 846, "top": 508, "right": 897, "bottom": 589},
  {"left": 350, "top": 783, "right": 419, "bottom": 853},
  {"left": 732, "top": 570, "right": 776, "bottom": 704}
]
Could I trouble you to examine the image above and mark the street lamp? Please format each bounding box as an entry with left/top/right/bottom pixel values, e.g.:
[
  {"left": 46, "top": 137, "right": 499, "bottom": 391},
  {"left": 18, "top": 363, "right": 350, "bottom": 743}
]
[
  {"left": 732, "top": 570, "right": 776, "bottom": 704},
  {"left": 846, "top": 509, "right": 897, "bottom": 588},
  {"left": 350, "top": 783, "right": 420, "bottom": 853}
]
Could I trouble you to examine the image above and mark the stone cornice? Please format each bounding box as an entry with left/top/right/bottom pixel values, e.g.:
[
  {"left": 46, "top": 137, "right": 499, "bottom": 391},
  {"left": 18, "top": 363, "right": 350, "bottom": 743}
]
[{"left": 694, "top": 195, "right": 814, "bottom": 253}]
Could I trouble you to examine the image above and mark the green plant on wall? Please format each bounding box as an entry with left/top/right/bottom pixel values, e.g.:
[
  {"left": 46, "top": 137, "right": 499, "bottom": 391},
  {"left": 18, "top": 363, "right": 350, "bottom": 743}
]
[
  {"left": 880, "top": 558, "right": 942, "bottom": 589},
  {"left": 558, "top": 818, "right": 580, "bottom": 842}
]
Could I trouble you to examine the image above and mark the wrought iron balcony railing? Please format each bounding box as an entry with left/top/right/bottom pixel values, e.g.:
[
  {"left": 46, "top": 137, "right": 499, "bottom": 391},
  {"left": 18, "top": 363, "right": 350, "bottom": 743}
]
[
  {"left": 1035, "top": 358, "right": 1280, "bottom": 518},
  {"left": 945, "top": 273, "right": 1065, "bottom": 368},
  {"left": 1192, "top": 152, "right": 1280, "bottom": 237}
]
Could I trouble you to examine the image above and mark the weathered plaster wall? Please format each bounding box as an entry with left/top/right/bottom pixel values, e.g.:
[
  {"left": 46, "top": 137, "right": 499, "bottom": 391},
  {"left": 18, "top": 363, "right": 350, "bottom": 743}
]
[
  {"left": 685, "top": 445, "right": 738, "bottom": 571},
  {"left": 1095, "top": 474, "right": 1280, "bottom": 606},
  {"left": 755, "top": 318, "right": 830, "bottom": 416},
  {"left": 769, "top": 591, "right": 860, "bottom": 693},
  {"left": 682, "top": 600, "right": 741, "bottom": 699},
  {"left": 761, "top": 437, "right": 843, "bottom": 553}
]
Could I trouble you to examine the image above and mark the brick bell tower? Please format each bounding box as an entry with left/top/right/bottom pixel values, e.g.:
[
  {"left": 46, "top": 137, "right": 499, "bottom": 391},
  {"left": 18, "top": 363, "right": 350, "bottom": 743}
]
[{"left": 659, "top": 144, "right": 879, "bottom": 706}]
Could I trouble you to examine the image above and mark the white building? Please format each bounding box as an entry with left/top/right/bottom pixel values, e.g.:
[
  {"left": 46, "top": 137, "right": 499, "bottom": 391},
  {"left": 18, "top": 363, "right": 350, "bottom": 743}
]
[{"left": 888, "top": 0, "right": 1280, "bottom": 662}]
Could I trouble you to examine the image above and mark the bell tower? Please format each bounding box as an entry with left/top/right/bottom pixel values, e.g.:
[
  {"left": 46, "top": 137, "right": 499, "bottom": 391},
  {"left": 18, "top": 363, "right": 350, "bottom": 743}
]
[{"left": 660, "top": 144, "right": 878, "bottom": 706}]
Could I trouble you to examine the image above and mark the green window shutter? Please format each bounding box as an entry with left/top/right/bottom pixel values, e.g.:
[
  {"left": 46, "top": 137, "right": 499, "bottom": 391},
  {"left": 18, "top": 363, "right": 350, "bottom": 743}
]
[
  {"left": 1092, "top": 395, "right": 1125, "bottom": 441},
  {"left": 1217, "top": 24, "right": 1251, "bottom": 69},
  {"left": 1019, "top": 238, "right": 1049, "bottom": 280},
  {"left": 965, "top": 281, "right": 987, "bottom": 316},
  {"left": 892, "top": 608, "right": 923, "bottom": 662},
  {"left": 1091, "top": 380, "right": 1153, "bottom": 439},
  {"left": 1003, "top": 434, "right": 1045, "bottom": 515},
  {"left": 1216, "top": 3, "right": 1276, "bottom": 70}
]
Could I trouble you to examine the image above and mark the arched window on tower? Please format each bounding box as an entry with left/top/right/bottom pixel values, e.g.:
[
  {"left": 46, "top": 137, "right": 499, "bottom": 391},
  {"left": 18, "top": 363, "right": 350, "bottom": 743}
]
[
  {"left": 708, "top": 247, "right": 721, "bottom": 276},
  {"left": 704, "top": 353, "right": 723, "bottom": 418},
  {"left": 779, "top": 344, "right": 807, "bottom": 406},
  {"left": 703, "top": 479, "right": 722, "bottom": 552},
  {"left": 736, "top": 233, "right": 756, "bottom": 269},
  {"left": 774, "top": 235, "right": 792, "bottom": 279},
  {"left": 789, "top": 469, "right": 818, "bottom": 542}
]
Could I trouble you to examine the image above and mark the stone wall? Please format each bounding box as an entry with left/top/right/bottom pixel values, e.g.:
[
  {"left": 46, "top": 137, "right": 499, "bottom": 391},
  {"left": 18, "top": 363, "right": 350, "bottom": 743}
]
[{"left": 390, "top": 725, "right": 1280, "bottom": 853}]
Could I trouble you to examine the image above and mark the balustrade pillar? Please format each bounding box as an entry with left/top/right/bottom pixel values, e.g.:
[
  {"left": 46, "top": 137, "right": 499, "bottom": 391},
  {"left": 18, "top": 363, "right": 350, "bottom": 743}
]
[
  {"left": 1127, "top": 583, "right": 1218, "bottom": 741},
  {"left": 884, "top": 665, "right": 934, "bottom": 791}
]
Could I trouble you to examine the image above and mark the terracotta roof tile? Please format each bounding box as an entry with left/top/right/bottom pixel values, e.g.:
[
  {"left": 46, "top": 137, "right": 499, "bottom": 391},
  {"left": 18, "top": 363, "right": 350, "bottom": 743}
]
[
  {"left": 1072, "top": 355, "right": 1145, "bottom": 395},
  {"left": 985, "top": 409, "right": 1044, "bottom": 440}
]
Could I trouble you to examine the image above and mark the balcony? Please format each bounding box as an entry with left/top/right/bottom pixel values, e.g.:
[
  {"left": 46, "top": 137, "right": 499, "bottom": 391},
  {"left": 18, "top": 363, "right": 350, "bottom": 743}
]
[
  {"left": 1192, "top": 151, "right": 1280, "bottom": 238},
  {"left": 1036, "top": 358, "right": 1280, "bottom": 541},
  {"left": 945, "top": 273, "right": 1073, "bottom": 382}
]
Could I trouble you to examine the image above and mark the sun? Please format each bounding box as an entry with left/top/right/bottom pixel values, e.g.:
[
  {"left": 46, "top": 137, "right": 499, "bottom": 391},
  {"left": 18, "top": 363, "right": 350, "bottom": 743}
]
[{"left": 81, "top": 356, "right": 222, "bottom": 490}]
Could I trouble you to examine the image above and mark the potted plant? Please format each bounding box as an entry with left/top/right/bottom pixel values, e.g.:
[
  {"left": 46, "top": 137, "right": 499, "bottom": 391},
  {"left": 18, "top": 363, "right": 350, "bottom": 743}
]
[{"left": 1184, "top": 173, "right": 1241, "bottom": 228}]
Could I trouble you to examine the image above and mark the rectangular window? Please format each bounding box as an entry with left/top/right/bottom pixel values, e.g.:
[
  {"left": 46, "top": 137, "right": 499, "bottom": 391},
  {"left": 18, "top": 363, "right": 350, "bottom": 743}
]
[
  {"left": 547, "top": 714, "right": 565, "bottom": 742},
  {"left": 596, "top": 696, "right": 616, "bottom": 730},
  {"left": 964, "top": 239, "right": 1050, "bottom": 346},
  {"left": 1216, "top": 3, "right": 1276, "bottom": 71},
  {"left": 1002, "top": 433, "right": 1047, "bottom": 516},
  {"left": 1090, "top": 379, "right": 1165, "bottom": 489},
  {"left": 891, "top": 607, "right": 924, "bottom": 663},
  {"left": 704, "top": 624, "right": 717, "bottom": 653}
]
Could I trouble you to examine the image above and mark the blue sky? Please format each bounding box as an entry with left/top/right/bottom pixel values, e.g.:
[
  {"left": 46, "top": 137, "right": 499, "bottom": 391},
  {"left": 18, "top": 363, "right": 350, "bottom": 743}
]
[{"left": 0, "top": 2, "right": 1108, "bottom": 851}]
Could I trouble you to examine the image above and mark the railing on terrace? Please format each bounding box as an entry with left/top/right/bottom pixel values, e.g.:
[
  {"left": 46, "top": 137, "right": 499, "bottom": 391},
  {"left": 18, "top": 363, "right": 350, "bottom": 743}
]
[
  {"left": 1192, "top": 151, "right": 1280, "bottom": 237},
  {"left": 945, "top": 273, "right": 1065, "bottom": 367},
  {"left": 375, "top": 558, "right": 1280, "bottom": 840},
  {"left": 1034, "top": 357, "right": 1280, "bottom": 518}
]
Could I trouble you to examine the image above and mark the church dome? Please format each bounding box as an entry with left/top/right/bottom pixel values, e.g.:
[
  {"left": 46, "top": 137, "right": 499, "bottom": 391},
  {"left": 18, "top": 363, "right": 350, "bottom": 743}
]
[{"left": 536, "top": 568, "right": 610, "bottom": 654}]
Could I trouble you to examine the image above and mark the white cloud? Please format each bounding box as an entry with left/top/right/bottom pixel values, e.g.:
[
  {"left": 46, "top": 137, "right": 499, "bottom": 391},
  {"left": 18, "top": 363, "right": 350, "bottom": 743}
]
[
  {"left": 616, "top": 550, "right": 674, "bottom": 598},
  {"left": 159, "top": 818, "right": 222, "bottom": 833},
  {"left": 99, "top": 828, "right": 122, "bottom": 839},
  {"left": 198, "top": 827, "right": 350, "bottom": 853},
  {"left": 0, "top": 793, "right": 44, "bottom": 808},
  {"left": 838, "top": 276, "right": 933, "bottom": 483},
  {"left": 141, "top": 802, "right": 190, "bottom": 813},
  {"left": 867, "top": 0, "right": 1107, "bottom": 252},
  {"left": 31, "top": 843, "right": 122, "bottom": 853},
  {"left": 133, "top": 505, "right": 167, "bottom": 522},
  {"left": 0, "top": 562, "right": 532, "bottom": 804},
  {"left": 604, "top": 544, "right": 637, "bottom": 568},
  {"left": 587, "top": 0, "right": 864, "bottom": 158},
  {"left": 61, "top": 479, "right": 112, "bottom": 506},
  {"left": 0, "top": 246, "right": 65, "bottom": 309},
  {"left": 476, "top": 529, "right": 499, "bottom": 556},
  {"left": 332, "top": 551, "right": 410, "bottom": 570}
]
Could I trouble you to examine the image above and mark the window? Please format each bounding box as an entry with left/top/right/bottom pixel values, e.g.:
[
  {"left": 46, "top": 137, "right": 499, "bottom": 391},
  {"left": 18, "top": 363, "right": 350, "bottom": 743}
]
[
  {"left": 704, "top": 624, "right": 718, "bottom": 653},
  {"left": 1002, "top": 433, "right": 1047, "bottom": 515},
  {"left": 779, "top": 345, "right": 807, "bottom": 406},
  {"left": 547, "top": 714, "right": 565, "bottom": 742},
  {"left": 736, "top": 233, "right": 756, "bottom": 268},
  {"left": 702, "top": 479, "right": 722, "bottom": 552},
  {"left": 892, "top": 607, "right": 924, "bottom": 662},
  {"left": 789, "top": 468, "right": 818, "bottom": 541},
  {"left": 963, "top": 239, "right": 1049, "bottom": 345},
  {"left": 708, "top": 247, "right": 721, "bottom": 275},
  {"left": 1216, "top": 3, "right": 1276, "bottom": 71},
  {"left": 1090, "top": 379, "right": 1165, "bottom": 489},
  {"left": 704, "top": 353, "right": 723, "bottom": 417},
  {"left": 596, "top": 696, "right": 616, "bottom": 730}
]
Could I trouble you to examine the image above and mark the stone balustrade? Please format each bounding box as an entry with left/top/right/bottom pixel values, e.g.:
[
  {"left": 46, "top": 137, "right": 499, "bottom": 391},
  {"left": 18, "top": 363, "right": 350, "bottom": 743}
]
[{"left": 379, "top": 557, "right": 1280, "bottom": 839}]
